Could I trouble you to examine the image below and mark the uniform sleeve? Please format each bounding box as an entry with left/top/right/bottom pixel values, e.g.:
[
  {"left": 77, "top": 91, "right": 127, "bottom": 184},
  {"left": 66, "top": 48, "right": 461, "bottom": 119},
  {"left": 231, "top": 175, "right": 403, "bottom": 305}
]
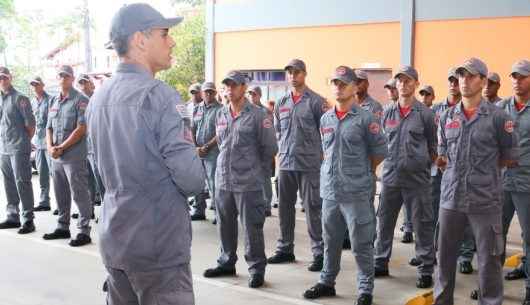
[
  {"left": 423, "top": 108, "right": 437, "bottom": 157},
  {"left": 16, "top": 95, "right": 36, "bottom": 128},
  {"left": 365, "top": 114, "right": 388, "bottom": 159},
  {"left": 145, "top": 88, "right": 205, "bottom": 197},
  {"left": 495, "top": 110, "right": 519, "bottom": 162},
  {"left": 311, "top": 94, "right": 326, "bottom": 129},
  {"left": 46, "top": 98, "right": 55, "bottom": 129},
  {"left": 273, "top": 99, "right": 281, "bottom": 141},
  {"left": 257, "top": 110, "right": 278, "bottom": 171},
  {"left": 76, "top": 96, "right": 88, "bottom": 125},
  {"left": 437, "top": 112, "right": 448, "bottom": 157}
]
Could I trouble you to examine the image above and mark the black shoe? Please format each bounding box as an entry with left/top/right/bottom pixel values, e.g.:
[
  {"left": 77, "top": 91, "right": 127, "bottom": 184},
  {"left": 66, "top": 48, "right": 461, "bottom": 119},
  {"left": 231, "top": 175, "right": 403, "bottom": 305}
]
[
  {"left": 0, "top": 220, "right": 21, "bottom": 229},
  {"left": 374, "top": 267, "right": 389, "bottom": 277},
  {"left": 33, "top": 205, "right": 51, "bottom": 212},
  {"left": 303, "top": 283, "right": 336, "bottom": 299},
  {"left": 17, "top": 221, "right": 35, "bottom": 234},
  {"left": 212, "top": 218, "right": 217, "bottom": 225},
  {"left": 209, "top": 205, "right": 216, "bottom": 210},
  {"left": 459, "top": 261, "right": 473, "bottom": 274},
  {"left": 43, "top": 229, "right": 71, "bottom": 240},
  {"left": 203, "top": 266, "right": 236, "bottom": 278},
  {"left": 273, "top": 203, "right": 278, "bottom": 208},
  {"left": 248, "top": 274, "right": 264, "bottom": 288},
  {"left": 267, "top": 252, "right": 295, "bottom": 264},
  {"left": 505, "top": 267, "right": 526, "bottom": 280},
  {"left": 190, "top": 214, "right": 206, "bottom": 221},
  {"left": 409, "top": 257, "right": 422, "bottom": 266},
  {"left": 188, "top": 199, "right": 195, "bottom": 206},
  {"left": 301, "top": 207, "right": 305, "bottom": 213},
  {"left": 53, "top": 209, "right": 59, "bottom": 215},
  {"left": 94, "top": 199, "right": 102, "bottom": 206},
  {"left": 308, "top": 256, "right": 323, "bottom": 272},
  {"left": 265, "top": 210, "right": 272, "bottom": 217},
  {"left": 356, "top": 293, "right": 373, "bottom": 305},
  {"left": 401, "top": 232, "right": 413, "bottom": 243},
  {"left": 470, "top": 289, "right": 479, "bottom": 300},
  {"left": 69, "top": 233, "right": 92, "bottom": 247},
  {"left": 343, "top": 237, "right": 351, "bottom": 250},
  {"left": 416, "top": 275, "right": 433, "bottom": 288},
  {"left": 72, "top": 212, "right": 96, "bottom": 220}
]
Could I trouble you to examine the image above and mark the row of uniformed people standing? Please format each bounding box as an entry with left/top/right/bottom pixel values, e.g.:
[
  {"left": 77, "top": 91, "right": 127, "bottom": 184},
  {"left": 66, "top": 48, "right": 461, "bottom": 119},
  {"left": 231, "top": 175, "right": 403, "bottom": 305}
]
[
  {"left": 199, "top": 58, "right": 528, "bottom": 305},
  {"left": 0, "top": 64, "right": 104, "bottom": 247}
]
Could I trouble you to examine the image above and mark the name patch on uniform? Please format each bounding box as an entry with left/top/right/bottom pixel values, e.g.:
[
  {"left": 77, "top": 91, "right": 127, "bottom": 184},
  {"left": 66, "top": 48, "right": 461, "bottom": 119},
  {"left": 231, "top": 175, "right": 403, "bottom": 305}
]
[
  {"left": 279, "top": 107, "right": 290, "bottom": 113},
  {"left": 49, "top": 108, "right": 58, "bottom": 113},
  {"left": 263, "top": 118, "right": 273, "bottom": 128},
  {"left": 505, "top": 120, "right": 515, "bottom": 133},
  {"left": 445, "top": 119, "right": 460, "bottom": 129},
  {"left": 321, "top": 127, "right": 334, "bottom": 134},
  {"left": 385, "top": 119, "right": 398, "bottom": 128},
  {"left": 369, "top": 122, "right": 381, "bottom": 134}
]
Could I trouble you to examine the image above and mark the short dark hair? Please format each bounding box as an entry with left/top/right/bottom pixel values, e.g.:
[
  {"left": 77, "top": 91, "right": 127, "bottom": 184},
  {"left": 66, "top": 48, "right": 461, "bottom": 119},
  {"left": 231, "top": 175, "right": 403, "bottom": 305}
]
[{"left": 112, "top": 29, "right": 153, "bottom": 57}]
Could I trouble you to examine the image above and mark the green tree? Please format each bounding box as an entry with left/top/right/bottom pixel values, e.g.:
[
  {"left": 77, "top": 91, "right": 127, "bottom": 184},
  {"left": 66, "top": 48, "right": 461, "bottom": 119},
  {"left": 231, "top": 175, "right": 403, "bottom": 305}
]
[
  {"left": 171, "top": 0, "right": 204, "bottom": 7},
  {"left": 158, "top": 10, "right": 205, "bottom": 101}
]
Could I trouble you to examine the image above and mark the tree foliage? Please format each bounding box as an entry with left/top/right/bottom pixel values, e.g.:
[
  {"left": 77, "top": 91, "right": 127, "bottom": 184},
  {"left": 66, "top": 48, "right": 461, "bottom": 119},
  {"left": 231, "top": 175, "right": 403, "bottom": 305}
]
[
  {"left": 158, "top": 10, "right": 205, "bottom": 101},
  {"left": 171, "top": 0, "right": 204, "bottom": 7}
]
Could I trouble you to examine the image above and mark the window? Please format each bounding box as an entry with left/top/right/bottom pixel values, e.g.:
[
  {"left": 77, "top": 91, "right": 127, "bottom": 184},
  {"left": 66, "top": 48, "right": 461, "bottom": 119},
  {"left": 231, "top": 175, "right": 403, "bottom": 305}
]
[{"left": 240, "top": 69, "right": 288, "bottom": 103}]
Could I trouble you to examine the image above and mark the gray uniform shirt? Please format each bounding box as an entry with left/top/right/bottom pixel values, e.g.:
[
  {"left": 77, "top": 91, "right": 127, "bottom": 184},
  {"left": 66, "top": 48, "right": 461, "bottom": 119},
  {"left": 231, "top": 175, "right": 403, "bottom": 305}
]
[
  {"left": 274, "top": 88, "right": 325, "bottom": 172},
  {"left": 86, "top": 63, "right": 205, "bottom": 272},
  {"left": 192, "top": 100, "right": 222, "bottom": 160},
  {"left": 0, "top": 87, "right": 35, "bottom": 155},
  {"left": 381, "top": 100, "right": 436, "bottom": 187},
  {"left": 31, "top": 92, "right": 51, "bottom": 150},
  {"left": 46, "top": 88, "right": 88, "bottom": 163},
  {"left": 430, "top": 98, "right": 459, "bottom": 176},
  {"left": 215, "top": 100, "right": 278, "bottom": 192},
  {"left": 320, "top": 105, "right": 387, "bottom": 201},
  {"left": 438, "top": 100, "right": 518, "bottom": 214},
  {"left": 359, "top": 94, "right": 384, "bottom": 119},
  {"left": 497, "top": 97, "right": 530, "bottom": 193}
]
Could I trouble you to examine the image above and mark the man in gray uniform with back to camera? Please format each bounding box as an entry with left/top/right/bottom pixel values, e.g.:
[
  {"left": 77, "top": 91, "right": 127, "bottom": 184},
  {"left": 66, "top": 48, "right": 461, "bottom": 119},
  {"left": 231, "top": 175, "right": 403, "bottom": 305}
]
[
  {"left": 43, "top": 65, "right": 92, "bottom": 247},
  {"left": 30, "top": 76, "right": 53, "bottom": 212},
  {"left": 434, "top": 58, "right": 518, "bottom": 305},
  {"left": 269, "top": 59, "right": 325, "bottom": 272},
  {"left": 86, "top": 4, "right": 205, "bottom": 305},
  {"left": 0, "top": 66, "right": 36, "bottom": 234},
  {"left": 203, "top": 71, "right": 277, "bottom": 288},
  {"left": 190, "top": 81, "right": 222, "bottom": 222}
]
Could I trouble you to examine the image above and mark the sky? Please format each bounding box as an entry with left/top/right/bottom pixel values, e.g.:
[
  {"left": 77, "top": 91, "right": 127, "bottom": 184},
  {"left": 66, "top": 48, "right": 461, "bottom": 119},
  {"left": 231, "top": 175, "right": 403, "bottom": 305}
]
[{"left": 15, "top": 0, "right": 176, "bottom": 48}]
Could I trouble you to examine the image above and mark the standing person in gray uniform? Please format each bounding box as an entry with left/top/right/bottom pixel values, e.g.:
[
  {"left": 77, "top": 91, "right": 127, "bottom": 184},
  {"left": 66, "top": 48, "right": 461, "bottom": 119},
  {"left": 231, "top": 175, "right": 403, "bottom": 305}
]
[
  {"left": 384, "top": 78, "right": 399, "bottom": 104},
  {"left": 248, "top": 85, "right": 274, "bottom": 217},
  {"left": 268, "top": 59, "right": 325, "bottom": 272},
  {"left": 433, "top": 58, "right": 518, "bottom": 305},
  {"left": 354, "top": 70, "right": 383, "bottom": 118},
  {"left": 187, "top": 83, "right": 209, "bottom": 210},
  {"left": 419, "top": 85, "right": 435, "bottom": 108},
  {"left": 30, "top": 76, "right": 52, "bottom": 212},
  {"left": 302, "top": 66, "right": 387, "bottom": 305},
  {"left": 497, "top": 59, "right": 530, "bottom": 305},
  {"left": 0, "top": 66, "right": 36, "bottom": 234},
  {"left": 42, "top": 65, "right": 92, "bottom": 247},
  {"left": 431, "top": 68, "right": 475, "bottom": 274},
  {"left": 484, "top": 72, "right": 503, "bottom": 104},
  {"left": 374, "top": 66, "right": 436, "bottom": 289},
  {"left": 87, "top": 4, "right": 205, "bottom": 305},
  {"left": 190, "top": 81, "right": 222, "bottom": 222},
  {"left": 203, "top": 71, "right": 277, "bottom": 288},
  {"left": 78, "top": 74, "right": 104, "bottom": 207}
]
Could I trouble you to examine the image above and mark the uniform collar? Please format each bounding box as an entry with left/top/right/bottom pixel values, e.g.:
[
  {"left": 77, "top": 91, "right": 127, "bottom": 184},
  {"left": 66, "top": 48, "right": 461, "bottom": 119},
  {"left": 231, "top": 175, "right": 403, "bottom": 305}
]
[
  {"left": 443, "top": 97, "right": 460, "bottom": 107},
  {"left": 116, "top": 63, "right": 153, "bottom": 78},
  {"left": 454, "top": 99, "right": 490, "bottom": 115},
  {"left": 59, "top": 87, "right": 77, "bottom": 103},
  {"left": 331, "top": 103, "right": 361, "bottom": 119},
  {"left": 509, "top": 96, "right": 530, "bottom": 109},
  {"left": 223, "top": 99, "right": 252, "bottom": 115},
  {"left": 202, "top": 100, "right": 220, "bottom": 109},
  {"left": 359, "top": 94, "right": 373, "bottom": 106}
]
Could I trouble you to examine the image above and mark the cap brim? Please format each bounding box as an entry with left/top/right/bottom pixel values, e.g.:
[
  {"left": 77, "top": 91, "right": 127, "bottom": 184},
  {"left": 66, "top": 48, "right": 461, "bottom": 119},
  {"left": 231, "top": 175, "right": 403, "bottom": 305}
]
[
  {"left": 78, "top": 78, "right": 90, "bottom": 84},
  {"left": 511, "top": 70, "right": 530, "bottom": 77},
  {"left": 152, "top": 17, "right": 184, "bottom": 29},
  {"left": 330, "top": 77, "right": 353, "bottom": 84},
  {"left": 30, "top": 80, "right": 41, "bottom": 86},
  {"left": 58, "top": 72, "right": 73, "bottom": 77},
  {"left": 104, "top": 41, "right": 114, "bottom": 50},
  {"left": 455, "top": 66, "right": 478, "bottom": 76},
  {"left": 394, "top": 72, "right": 415, "bottom": 80},
  {"left": 0, "top": 73, "right": 10, "bottom": 78},
  {"left": 222, "top": 77, "right": 243, "bottom": 85}
]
